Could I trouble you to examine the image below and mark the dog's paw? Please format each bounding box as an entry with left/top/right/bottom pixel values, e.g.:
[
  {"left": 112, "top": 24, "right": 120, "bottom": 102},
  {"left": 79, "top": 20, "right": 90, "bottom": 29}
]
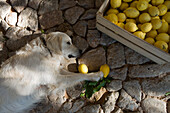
[{"left": 90, "top": 71, "right": 104, "bottom": 81}]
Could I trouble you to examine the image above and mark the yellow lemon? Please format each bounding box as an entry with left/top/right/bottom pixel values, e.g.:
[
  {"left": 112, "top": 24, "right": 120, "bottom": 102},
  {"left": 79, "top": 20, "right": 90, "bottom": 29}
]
[
  {"left": 137, "top": 0, "right": 148, "bottom": 11},
  {"left": 117, "top": 22, "right": 125, "bottom": 29},
  {"left": 106, "top": 9, "right": 119, "bottom": 15},
  {"left": 151, "top": 0, "right": 164, "bottom": 6},
  {"left": 151, "top": 16, "right": 160, "bottom": 20},
  {"left": 120, "top": 2, "right": 129, "bottom": 11},
  {"left": 139, "top": 13, "right": 151, "bottom": 23},
  {"left": 146, "top": 0, "right": 151, "bottom": 2},
  {"left": 156, "top": 33, "right": 169, "bottom": 43},
  {"left": 100, "top": 64, "right": 110, "bottom": 78},
  {"left": 124, "top": 7, "right": 140, "bottom": 18},
  {"left": 125, "top": 22, "right": 138, "bottom": 32},
  {"left": 126, "top": 19, "right": 136, "bottom": 23},
  {"left": 164, "top": 1, "right": 170, "bottom": 10},
  {"left": 130, "top": 1, "right": 138, "bottom": 8},
  {"left": 123, "top": 0, "right": 132, "bottom": 2},
  {"left": 145, "top": 38, "right": 155, "bottom": 45},
  {"left": 169, "top": 42, "right": 170, "bottom": 50},
  {"left": 148, "top": 6, "right": 160, "bottom": 17},
  {"left": 151, "top": 18, "right": 162, "bottom": 30},
  {"left": 168, "top": 25, "right": 170, "bottom": 34},
  {"left": 117, "top": 13, "right": 126, "bottom": 22},
  {"left": 158, "top": 4, "right": 168, "bottom": 16},
  {"left": 78, "top": 64, "right": 88, "bottom": 74},
  {"left": 154, "top": 41, "right": 168, "bottom": 52},
  {"left": 133, "top": 31, "right": 146, "bottom": 40},
  {"left": 110, "top": 0, "right": 121, "bottom": 8},
  {"left": 146, "top": 30, "right": 157, "bottom": 38},
  {"left": 106, "top": 14, "right": 118, "bottom": 24},
  {"left": 141, "top": 23, "right": 152, "bottom": 33},
  {"left": 158, "top": 19, "right": 169, "bottom": 33},
  {"left": 162, "top": 12, "right": 170, "bottom": 24}
]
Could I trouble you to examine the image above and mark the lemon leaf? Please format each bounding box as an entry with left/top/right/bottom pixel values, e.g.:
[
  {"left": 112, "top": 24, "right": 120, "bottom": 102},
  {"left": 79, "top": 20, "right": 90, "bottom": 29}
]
[{"left": 165, "top": 92, "right": 170, "bottom": 96}]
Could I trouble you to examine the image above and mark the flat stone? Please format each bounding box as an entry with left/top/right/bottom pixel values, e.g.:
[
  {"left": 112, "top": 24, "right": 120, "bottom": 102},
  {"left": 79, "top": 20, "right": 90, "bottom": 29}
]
[
  {"left": 123, "top": 80, "right": 142, "bottom": 102},
  {"left": 78, "top": 104, "right": 102, "bottom": 113},
  {"left": 80, "top": 9, "right": 97, "bottom": 20},
  {"left": 168, "top": 101, "right": 170, "bottom": 113},
  {"left": 64, "top": 6, "right": 85, "bottom": 24},
  {"left": 59, "top": 0, "right": 76, "bottom": 10},
  {"left": 102, "top": 92, "right": 119, "bottom": 113},
  {"left": 10, "top": 0, "right": 28, "bottom": 13},
  {"left": 66, "top": 82, "right": 83, "bottom": 99},
  {"left": 107, "top": 43, "right": 125, "bottom": 69},
  {"left": 5, "top": 27, "right": 32, "bottom": 40},
  {"left": 88, "top": 19, "right": 96, "bottom": 29},
  {"left": 0, "top": 1, "right": 11, "bottom": 19},
  {"left": 117, "top": 89, "right": 139, "bottom": 111},
  {"left": 69, "top": 99, "right": 85, "bottom": 113},
  {"left": 141, "top": 97, "right": 167, "bottom": 113},
  {"left": 106, "top": 80, "right": 122, "bottom": 92},
  {"left": 142, "top": 75, "right": 170, "bottom": 97},
  {"left": 59, "top": 101, "right": 73, "bottom": 113},
  {"left": 5, "top": 12, "right": 17, "bottom": 26},
  {"left": 112, "top": 106, "right": 124, "bottom": 113},
  {"left": 68, "top": 63, "right": 78, "bottom": 72},
  {"left": 28, "top": 0, "right": 42, "bottom": 10},
  {"left": 38, "top": 0, "right": 59, "bottom": 15},
  {"left": 0, "top": 46, "right": 8, "bottom": 64},
  {"left": 78, "top": 47, "right": 106, "bottom": 71},
  {"left": 90, "top": 87, "right": 107, "bottom": 102},
  {"left": 87, "top": 30, "right": 101, "bottom": 48},
  {"left": 78, "top": 0, "right": 94, "bottom": 9},
  {"left": 17, "top": 8, "right": 38, "bottom": 31},
  {"left": 95, "top": 0, "right": 104, "bottom": 8},
  {"left": 1, "top": 19, "right": 10, "bottom": 31},
  {"left": 125, "top": 47, "right": 150, "bottom": 64},
  {"left": 100, "top": 33, "right": 116, "bottom": 46},
  {"left": 39, "top": 10, "right": 64, "bottom": 29},
  {"left": 0, "top": 41, "right": 3, "bottom": 51},
  {"left": 72, "top": 36, "right": 89, "bottom": 53},
  {"left": 128, "top": 63, "right": 170, "bottom": 78},
  {"left": 73, "top": 21, "right": 87, "bottom": 37},
  {"left": 109, "top": 67, "right": 128, "bottom": 81}
]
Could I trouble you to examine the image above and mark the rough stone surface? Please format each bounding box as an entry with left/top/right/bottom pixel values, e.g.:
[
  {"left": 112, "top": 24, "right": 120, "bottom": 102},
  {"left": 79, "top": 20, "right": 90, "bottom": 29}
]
[
  {"left": 142, "top": 75, "right": 170, "bottom": 97},
  {"left": 141, "top": 97, "right": 167, "bottom": 113},
  {"left": 78, "top": 0, "right": 94, "bottom": 9},
  {"left": 0, "top": 41, "right": 3, "bottom": 51},
  {"left": 5, "top": 27, "right": 32, "bottom": 40},
  {"left": 38, "top": 0, "right": 59, "bottom": 15},
  {"left": 87, "top": 30, "right": 101, "bottom": 48},
  {"left": 78, "top": 47, "right": 106, "bottom": 71},
  {"left": 109, "top": 67, "right": 128, "bottom": 81},
  {"left": 95, "top": 0, "right": 104, "bottom": 8},
  {"left": 128, "top": 63, "right": 170, "bottom": 78},
  {"left": 5, "top": 12, "right": 17, "bottom": 26},
  {"left": 117, "top": 90, "right": 139, "bottom": 111},
  {"left": 65, "top": 6, "right": 85, "bottom": 24},
  {"left": 1, "top": 19, "right": 9, "bottom": 31},
  {"left": 66, "top": 82, "right": 83, "bottom": 99},
  {"left": 78, "top": 104, "right": 102, "bottom": 113},
  {"left": 59, "top": 0, "right": 76, "bottom": 10},
  {"left": 88, "top": 19, "right": 96, "bottom": 29},
  {"left": 17, "top": 8, "right": 38, "bottom": 31},
  {"left": 106, "top": 80, "right": 122, "bottom": 92},
  {"left": 69, "top": 99, "right": 85, "bottom": 113},
  {"left": 125, "top": 47, "right": 150, "bottom": 64},
  {"left": 168, "top": 101, "right": 170, "bottom": 113},
  {"left": 10, "top": 0, "right": 28, "bottom": 13},
  {"left": 72, "top": 36, "right": 89, "bottom": 53},
  {"left": 123, "top": 80, "right": 142, "bottom": 102},
  {"left": 0, "top": 46, "right": 8, "bottom": 64},
  {"left": 39, "top": 10, "right": 64, "bottom": 29},
  {"left": 28, "top": 0, "right": 42, "bottom": 10},
  {"left": 112, "top": 107, "right": 124, "bottom": 113},
  {"left": 0, "top": 1, "right": 11, "bottom": 19},
  {"left": 80, "top": 9, "right": 97, "bottom": 20},
  {"left": 100, "top": 33, "right": 116, "bottom": 46},
  {"left": 107, "top": 43, "right": 125, "bottom": 69},
  {"left": 59, "top": 101, "right": 73, "bottom": 113},
  {"left": 90, "top": 87, "right": 107, "bottom": 102},
  {"left": 73, "top": 21, "right": 87, "bottom": 37},
  {"left": 102, "top": 92, "right": 119, "bottom": 113}
]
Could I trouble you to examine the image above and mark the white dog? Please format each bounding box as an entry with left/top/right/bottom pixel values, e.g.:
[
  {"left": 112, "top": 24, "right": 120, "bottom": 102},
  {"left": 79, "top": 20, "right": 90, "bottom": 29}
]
[{"left": 0, "top": 32, "right": 103, "bottom": 113}]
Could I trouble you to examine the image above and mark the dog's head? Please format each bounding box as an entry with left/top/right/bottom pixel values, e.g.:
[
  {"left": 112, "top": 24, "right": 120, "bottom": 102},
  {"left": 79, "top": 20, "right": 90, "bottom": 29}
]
[{"left": 44, "top": 32, "right": 81, "bottom": 59}]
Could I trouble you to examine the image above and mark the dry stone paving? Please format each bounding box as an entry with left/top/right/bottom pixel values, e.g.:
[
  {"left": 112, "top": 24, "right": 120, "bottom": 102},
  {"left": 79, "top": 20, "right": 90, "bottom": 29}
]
[{"left": 0, "top": 0, "right": 169, "bottom": 113}]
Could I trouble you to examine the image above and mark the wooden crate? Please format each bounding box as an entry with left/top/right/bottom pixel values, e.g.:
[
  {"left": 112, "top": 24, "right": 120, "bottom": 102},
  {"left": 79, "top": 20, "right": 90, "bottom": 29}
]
[{"left": 96, "top": 0, "right": 170, "bottom": 64}]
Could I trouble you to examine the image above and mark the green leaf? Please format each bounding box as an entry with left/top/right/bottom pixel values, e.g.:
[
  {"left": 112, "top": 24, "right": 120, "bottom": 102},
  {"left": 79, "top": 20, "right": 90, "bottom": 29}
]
[
  {"left": 41, "top": 29, "right": 45, "bottom": 33},
  {"left": 80, "top": 93, "right": 85, "bottom": 97},
  {"left": 85, "top": 86, "right": 94, "bottom": 98},
  {"left": 89, "top": 81, "right": 98, "bottom": 86},
  {"left": 165, "top": 92, "right": 170, "bottom": 96}
]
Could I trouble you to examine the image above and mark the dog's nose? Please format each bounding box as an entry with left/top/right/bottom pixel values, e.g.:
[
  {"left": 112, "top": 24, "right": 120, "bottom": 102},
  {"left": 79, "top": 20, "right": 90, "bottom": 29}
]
[{"left": 79, "top": 49, "right": 82, "bottom": 54}]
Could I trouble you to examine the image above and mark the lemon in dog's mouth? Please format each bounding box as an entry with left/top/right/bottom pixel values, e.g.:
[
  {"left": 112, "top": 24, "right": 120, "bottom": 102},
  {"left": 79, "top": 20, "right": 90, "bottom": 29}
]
[{"left": 78, "top": 64, "right": 88, "bottom": 74}]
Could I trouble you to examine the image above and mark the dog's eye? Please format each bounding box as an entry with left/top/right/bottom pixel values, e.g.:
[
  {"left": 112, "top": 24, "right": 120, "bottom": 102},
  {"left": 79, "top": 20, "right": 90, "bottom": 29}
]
[{"left": 67, "top": 41, "right": 71, "bottom": 45}]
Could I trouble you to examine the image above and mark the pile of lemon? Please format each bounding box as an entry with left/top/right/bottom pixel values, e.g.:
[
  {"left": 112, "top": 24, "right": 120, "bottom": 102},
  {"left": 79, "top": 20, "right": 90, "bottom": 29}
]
[{"left": 104, "top": 0, "right": 170, "bottom": 53}]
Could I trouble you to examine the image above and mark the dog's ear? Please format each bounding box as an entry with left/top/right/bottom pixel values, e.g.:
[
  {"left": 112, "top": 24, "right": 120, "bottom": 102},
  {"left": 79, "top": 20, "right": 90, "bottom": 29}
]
[{"left": 44, "top": 33, "right": 62, "bottom": 54}]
